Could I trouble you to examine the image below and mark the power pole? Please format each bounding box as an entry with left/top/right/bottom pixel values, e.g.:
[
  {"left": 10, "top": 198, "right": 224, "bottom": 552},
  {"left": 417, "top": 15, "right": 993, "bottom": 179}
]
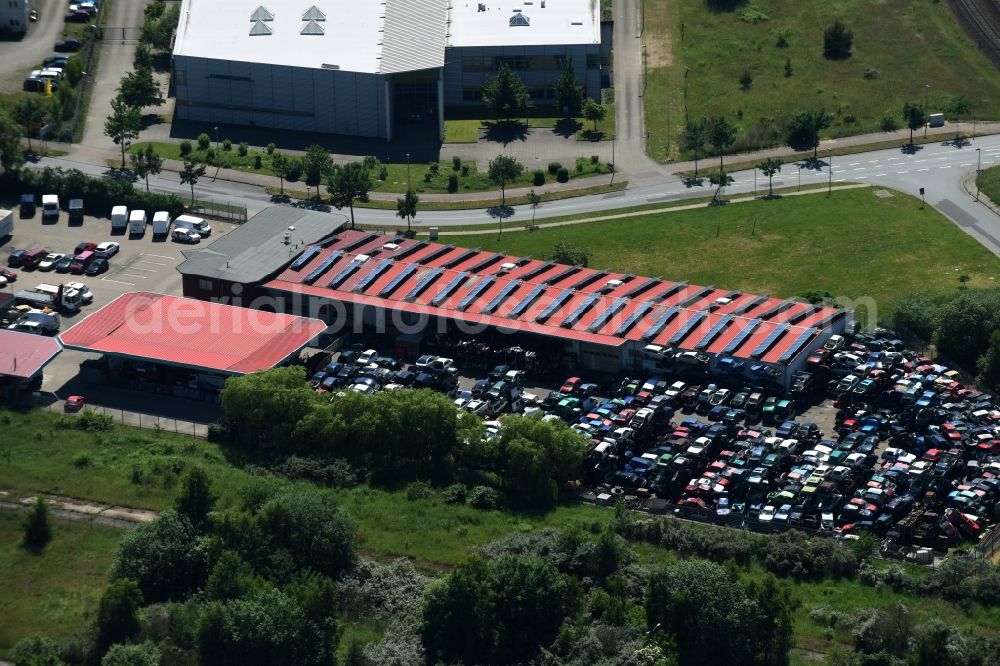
[{"left": 828, "top": 149, "right": 833, "bottom": 196}]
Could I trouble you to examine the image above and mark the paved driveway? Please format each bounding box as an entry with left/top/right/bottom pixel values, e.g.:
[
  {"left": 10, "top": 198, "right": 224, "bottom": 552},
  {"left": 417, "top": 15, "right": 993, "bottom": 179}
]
[{"left": 0, "top": 0, "right": 74, "bottom": 91}]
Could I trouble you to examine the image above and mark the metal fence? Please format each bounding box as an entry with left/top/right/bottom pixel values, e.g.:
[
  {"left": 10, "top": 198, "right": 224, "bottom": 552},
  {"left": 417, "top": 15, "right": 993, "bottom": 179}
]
[
  {"left": 66, "top": 28, "right": 101, "bottom": 142},
  {"left": 976, "top": 526, "right": 1000, "bottom": 561},
  {"left": 49, "top": 402, "right": 211, "bottom": 439},
  {"left": 184, "top": 198, "right": 249, "bottom": 223}
]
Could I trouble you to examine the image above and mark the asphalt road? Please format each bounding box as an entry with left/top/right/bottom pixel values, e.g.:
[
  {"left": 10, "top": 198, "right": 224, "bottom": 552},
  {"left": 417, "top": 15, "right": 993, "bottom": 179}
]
[
  {"left": 0, "top": 0, "right": 72, "bottom": 90},
  {"left": 34, "top": 134, "right": 1000, "bottom": 255}
]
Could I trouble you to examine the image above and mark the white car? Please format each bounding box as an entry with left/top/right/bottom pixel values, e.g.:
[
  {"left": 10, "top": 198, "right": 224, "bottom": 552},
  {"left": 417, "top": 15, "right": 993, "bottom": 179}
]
[
  {"left": 95, "top": 242, "right": 120, "bottom": 258},
  {"left": 356, "top": 349, "right": 378, "bottom": 365},
  {"left": 65, "top": 281, "right": 93, "bottom": 304},
  {"left": 172, "top": 228, "right": 201, "bottom": 244},
  {"left": 758, "top": 505, "right": 777, "bottom": 522},
  {"left": 38, "top": 253, "right": 65, "bottom": 271},
  {"left": 0, "top": 276, "right": 7, "bottom": 288}
]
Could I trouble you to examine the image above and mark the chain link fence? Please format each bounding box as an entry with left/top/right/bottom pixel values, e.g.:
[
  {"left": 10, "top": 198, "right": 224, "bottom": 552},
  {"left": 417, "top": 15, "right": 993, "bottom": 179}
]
[
  {"left": 184, "top": 198, "right": 249, "bottom": 223},
  {"left": 49, "top": 402, "right": 211, "bottom": 439}
]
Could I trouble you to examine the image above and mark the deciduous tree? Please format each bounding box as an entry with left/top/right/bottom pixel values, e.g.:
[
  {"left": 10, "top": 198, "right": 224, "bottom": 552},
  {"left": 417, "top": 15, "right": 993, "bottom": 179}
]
[
  {"left": 786, "top": 109, "right": 832, "bottom": 157},
  {"left": 111, "top": 511, "right": 208, "bottom": 602},
  {"left": 117, "top": 63, "right": 164, "bottom": 109},
  {"left": 679, "top": 119, "right": 707, "bottom": 176},
  {"left": 130, "top": 143, "right": 163, "bottom": 192},
  {"left": 823, "top": 20, "right": 854, "bottom": 59},
  {"left": 902, "top": 102, "right": 926, "bottom": 145},
  {"left": 327, "top": 162, "right": 371, "bottom": 229},
  {"left": 179, "top": 159, "right": 206, "bottom": 201},
  {"left": 96, "top": 579, "right": 144, "bottom": 655},
  {"left": 756, "top": 157, "right": 783, "bottom": 196},
  {"left": 303, "top": 144, "right": 332, "bottom": 199},
  {"left": 175, "top": 466, "right": 216, "bottom": 529},
  {"left": 13, "top": 96, "right": 44, "bottom": 153},
  {"left": 395, "top": 189, "right": 418, "bottom": 233},
  {"left": 582, "top": 98, "right": 606, "bottom": 132},
  {"left": 104, "top": 96, "right": 142, "bottom": 168},
  {"left": 0, "top": 106, "right": 25, "bottom": 172},
  {"left": 487, "top": 154, "right": 524, "bottom": 207}
]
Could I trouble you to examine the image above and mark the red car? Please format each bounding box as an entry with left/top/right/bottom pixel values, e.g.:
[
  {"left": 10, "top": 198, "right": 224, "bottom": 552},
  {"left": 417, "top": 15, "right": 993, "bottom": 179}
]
[
  {"left": 560, "top": 377, "right": 581, "bottom": 394},
  {"left": 64, "top": 395, "right": 86, "bottom": 412},
  {"left": 74, "top": 242, "right": 97, "bottom": 255}
]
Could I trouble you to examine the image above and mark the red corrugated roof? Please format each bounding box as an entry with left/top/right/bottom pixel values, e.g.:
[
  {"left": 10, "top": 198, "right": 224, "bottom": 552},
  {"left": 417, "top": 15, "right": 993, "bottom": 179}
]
[
  {"left": 0, "top": 330, "right": 62, "bottom": 379},
  {"left": 59, "top": 292, "right": 326, "bottom": 374},
  {"left": 261, "top": 231, "right": 844, "bottom": 365}
]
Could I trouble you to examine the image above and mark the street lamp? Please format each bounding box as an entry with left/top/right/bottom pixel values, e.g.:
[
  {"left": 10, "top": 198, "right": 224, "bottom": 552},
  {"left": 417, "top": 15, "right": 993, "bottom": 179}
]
[
  {"left": 976, "top": 148, "right": 982, "bottom": 202},
  {"left": 923, "top": 84, "right": 930, "bottom": 138},
  {"left": 213, "top": 126, "right": 219, "bottom": 150},
  {"left": 828, "top": 149, "right": 833, "bottom": 197},
  {"left": 405, "top": 152, "right": 411, "bottom": 191}
]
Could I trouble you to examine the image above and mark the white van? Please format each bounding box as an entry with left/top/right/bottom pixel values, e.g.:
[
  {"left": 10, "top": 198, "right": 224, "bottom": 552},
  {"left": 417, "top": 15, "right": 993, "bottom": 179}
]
[
  {"left": 42, "top": 194, "right": 59, "bottom": 219},
  {"left": 128, "top": 209, "right": 147, "bottom": 235},
  {"left": 174, "top": 214, "right": 211, "bottom": 237},
  {"left": 111, "top": 205, "right": 128, "bottom": 231},
  {"left": 152, "top": 211, "right": 172, "bottom": 237}
]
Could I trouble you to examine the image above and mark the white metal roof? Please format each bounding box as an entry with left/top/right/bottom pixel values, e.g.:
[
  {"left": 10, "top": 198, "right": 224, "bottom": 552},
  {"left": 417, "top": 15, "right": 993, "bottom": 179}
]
[
  {"left": 447, "top": 0, "right": 601, "bottom": 48},
  {"left": 381, "top": 0, "right": 448, "bottom": 74},
  {"left": 174, "top": 0, "right": 384, "bottom": 73}
]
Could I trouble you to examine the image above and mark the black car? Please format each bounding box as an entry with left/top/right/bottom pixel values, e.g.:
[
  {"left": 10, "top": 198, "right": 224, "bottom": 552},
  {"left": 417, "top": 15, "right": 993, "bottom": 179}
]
[
  {"left": 85, "top": 257, "right": 109, "bottom": 275},
  {"left": 23, "top": 78, "right": 58, "bottom": 93},
  {"left": 54, "top": 39, "right": 81, "bottom": 52},
  {"left": 7, "top": 249, "right": 27, "bottom": 267},
  {"left": 55, "top": 255, "right": 74, "bottom": 273},
  {"left": 43, "top": 56, "right": 70, "bottom": 67},
  {"left": 19, "top": 194, "right": 35, "bottom": 216}
]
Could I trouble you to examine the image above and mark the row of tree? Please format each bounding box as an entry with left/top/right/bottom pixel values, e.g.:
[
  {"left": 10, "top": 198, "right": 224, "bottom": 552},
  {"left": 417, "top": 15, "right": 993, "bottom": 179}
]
[{"left": 218, "top": 367, "right": 589, "bottom": 510}]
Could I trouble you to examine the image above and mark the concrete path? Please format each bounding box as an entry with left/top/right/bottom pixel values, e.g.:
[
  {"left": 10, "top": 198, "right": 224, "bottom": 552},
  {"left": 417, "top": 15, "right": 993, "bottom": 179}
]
[
  {"left": 80, "top": 0, "right": 149, "bottom": 149},
  {"left": 0, "top": 488, "right": 156, "bottom": 528}
]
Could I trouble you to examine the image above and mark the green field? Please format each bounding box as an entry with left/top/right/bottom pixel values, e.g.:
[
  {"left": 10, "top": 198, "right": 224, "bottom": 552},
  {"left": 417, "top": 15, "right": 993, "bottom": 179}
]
[
  {"left": 644, "top": 0, "right": 1000, "bottom": 160},
  {"left": 0, "top": 512, "right": 119, "bottom": 655},
  {"left": 3, "top": 408, "right": 1000, "bottom": 660},
  {"left": 447, "top": 188, "right": 1000, "bottom": 316},
  {"left": 980, "top": 164, "right": 1000, "bottom": 204}
]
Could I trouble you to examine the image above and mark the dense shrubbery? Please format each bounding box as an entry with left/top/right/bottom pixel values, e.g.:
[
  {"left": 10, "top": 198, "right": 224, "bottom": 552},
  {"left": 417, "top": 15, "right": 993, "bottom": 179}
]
[
  {"left": 219, "top": 368, "right": 588, "bottom": 510},
  {"left": 0, "top": 166, "right": 184, "bottom": 217}
]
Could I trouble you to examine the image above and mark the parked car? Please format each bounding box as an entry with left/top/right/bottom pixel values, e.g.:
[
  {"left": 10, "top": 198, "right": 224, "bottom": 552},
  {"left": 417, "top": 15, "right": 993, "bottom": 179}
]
[
  {"left": 85, "top": 258, "right": 109, "bottom": 275},
  {"left": 172, "top": 228, "right": 201, "bottom": 243},
  {"left": 37, "top": 253, "right": 65, "bottom": 271},
  {"left": 65, "top": 282, "right": 93, "bottom": 304},
  {"left": 94, "top": 242, "right": 120, "bottom": 258},
  {"left": 54, "top": 255, "right": 74, "bottom": 273},
  {"left": 54, "top": 39, "right": 82, "bottom": 52}
]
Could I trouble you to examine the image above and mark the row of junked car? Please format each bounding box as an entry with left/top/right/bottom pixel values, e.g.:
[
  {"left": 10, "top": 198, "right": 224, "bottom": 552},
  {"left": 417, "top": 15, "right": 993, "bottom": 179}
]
[
  {"left": 313, "top": 330, "right": 997, "bottom": 552},
  {"left": 564, "top": 331, "right": 998, "bottom": 552}
]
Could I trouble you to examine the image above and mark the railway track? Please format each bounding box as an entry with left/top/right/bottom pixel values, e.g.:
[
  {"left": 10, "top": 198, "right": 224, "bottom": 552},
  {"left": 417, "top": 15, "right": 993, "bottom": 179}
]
[{"left": 949, "top": 0, "right": 1000, "bottom": 69}]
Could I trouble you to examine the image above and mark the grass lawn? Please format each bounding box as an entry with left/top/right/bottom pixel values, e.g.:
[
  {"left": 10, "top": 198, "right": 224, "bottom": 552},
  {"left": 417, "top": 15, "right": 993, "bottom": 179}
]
[
  {"left": 443, "top": 100, "right": 616, "bottom": 143},
  {"left": 979, "top": 165, "right": 1000, "bottom": 205},
  {"left": 644, "top": 0, "right": 1000, "bottom": 160},
  {"left": 0, "top": 512, "right": 120, "bottom": 656},
  {"left": 446, "top": 188, "right": 1000, "bottom": 317}
]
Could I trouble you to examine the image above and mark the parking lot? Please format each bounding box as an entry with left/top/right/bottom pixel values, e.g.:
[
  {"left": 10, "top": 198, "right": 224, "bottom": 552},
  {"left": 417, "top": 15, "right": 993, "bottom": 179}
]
[
  {"left": 0, "top": 0, "right": 79, "bottom": 91},
  {"left": 1, "top": 200, "right": 238, "bottom": 403}
]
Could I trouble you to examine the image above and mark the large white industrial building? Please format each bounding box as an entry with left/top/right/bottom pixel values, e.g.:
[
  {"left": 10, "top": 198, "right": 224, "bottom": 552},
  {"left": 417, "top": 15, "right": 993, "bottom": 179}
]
[{"left": 171, "top": 0, "right": 605, "bottom": 141}]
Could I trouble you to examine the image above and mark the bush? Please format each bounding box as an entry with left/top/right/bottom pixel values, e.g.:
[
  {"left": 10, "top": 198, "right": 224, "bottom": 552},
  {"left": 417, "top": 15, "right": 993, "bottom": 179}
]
[
  {"left": 441, "top": 483, "right": 467, "bottom": 505},
  {"left": 77, "top": 409, "right": 115, "bottom": 432},
  {"left": 862, "top": 66, "right": 880, "bottom": 80},
  {"left": 237, "top": 141, "right": 248, "bottom": 156},
  {"left": 452, "top": 155, "right": 462, "bottom": 170},
  {"left": 179, "top": 140, "right": 192, "bottom": 156},
  {"left": 73, "top": 451, "right": 93, "bottom": 468},
  {"left": 468, "top": 485, "right": 500, "bottom": 510},
  {"left": 556, "top": 167, "right": 569, "bottom": 183},
  {"left": 205, "top": 147, "right": 216, "bottom": 163},
  {"left": 222, "top": 139, "right": 232, "bottom": 152},
  {"left": 460, "top": 164, "right": 470, "bottom": 177},
  {"left": 590, "top": 154, "right": 599, "bottom": 164},
  {"left": 266, "top": 142, "right": 276, "bottom": 155},
  {"left": 406, "top": 481, "right": 434, "bottom": 501},
  {"left": 532, "top": 169, "right": 545, "bottom": 186},
  {"left": 197, "top": 133, "right": 210, "bottom": 150},
  {"left": 575, "top": 157, "right": 586, "bottom": 173},
  {"left": 253, "top": 154, "right": 262, "bottom": 169},
  {"left": 547, "top": 161, "right": 562, "bottom": 175},
  {"left": 285, "top": 159, "right": 303, "bottom": 182},
  {"left": 423, "top": 170, "right": 434, "bottom": 183},
  {"left": 447, "top": 173, "right": 459, "bottom": 193}
]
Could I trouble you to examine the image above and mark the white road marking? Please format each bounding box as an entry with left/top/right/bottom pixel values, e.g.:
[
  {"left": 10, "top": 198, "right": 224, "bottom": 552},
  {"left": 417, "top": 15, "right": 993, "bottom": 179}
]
[
  {"left": 101, "top": 278, "right": 135, "bottom": 286},
  {"left": 849, "top": 163, "right": 860, "bottom": 166},
  {"left": 868, "top": 160, "right": 879, "bottom": 163},
  {"left": 896, "top": 171, "right": 909, "bottom": 174},
  {"left": 939, "top": 165, "right": 952, "bottom": 169},
  {"left": 857, "top": 175, "right": 869, "bottom": 179},
  {"left": 875, "top": 173, "right": 887, "bottom": 177},
  {"left": 141, "top": 253, "right": 174, "bottom": 260},
  {"left": 126, "top": 267, "right": 158, "bottom": 273},
  {"left": 887, "top": 157, "right": 899, "bottom": 161},
  {"left": 120, "top": 273, "right": 149, "bottom": 279},
  {"left": 917, "top": 168, "right": 930, "bottom": 172},
  {"left": 960, "top": 163, "right": 972, "bottom": 167}
]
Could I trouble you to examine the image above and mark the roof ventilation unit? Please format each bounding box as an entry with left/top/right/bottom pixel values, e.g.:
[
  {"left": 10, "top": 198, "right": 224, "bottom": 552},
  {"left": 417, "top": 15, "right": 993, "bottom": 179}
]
[
  {"left": 301, "top": 19, "right": 325, "bottom": 35},
  {"left": 302, "top": 5, "right": 326, "bottom": 21},
  {"left": 249, "top": 20, "right": 273, "bottom": 36},
  {"left": 249, "top": 6, "right": 273, "bottom": 21},
  {"left": 509, "top": 11, "right": 530, "bottom": 26}
]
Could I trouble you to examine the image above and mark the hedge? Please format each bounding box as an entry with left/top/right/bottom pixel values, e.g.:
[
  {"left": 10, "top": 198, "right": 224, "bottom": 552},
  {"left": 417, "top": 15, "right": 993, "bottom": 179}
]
[{"left": 2, "top": 166, "right": 184, "bottom": 218}]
